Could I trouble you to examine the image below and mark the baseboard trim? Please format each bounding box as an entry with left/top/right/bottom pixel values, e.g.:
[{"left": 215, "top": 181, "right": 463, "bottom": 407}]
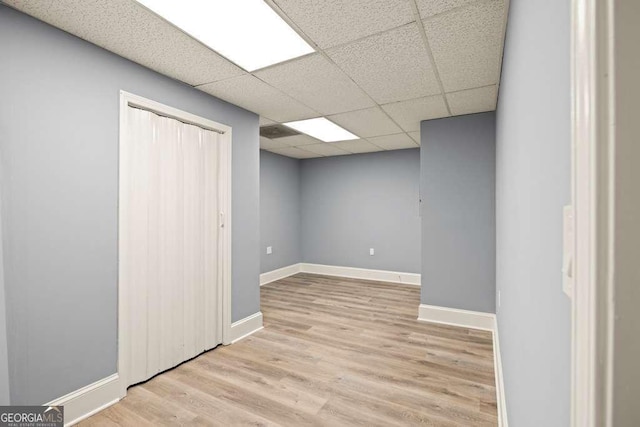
[
  {"left": 260, "top": 263, "right": 302, "bottom": 286},
  {"left": 46, "top": 373, "right": 120, "bottom": 426},
  {"left": 417, "top": 304, "right": 495, "bottom": 331},
  {"left": 228, "top": 311, "right": 264, "bottom": 344},
  {"left": 299, "top": 263, "right": 421, "bottom": 286},
  {"left": 417, "top": 304, "right": 507, "bottom": 426},
  {"left": 493, "top": 322, "right": 508, "bottom": 427}
]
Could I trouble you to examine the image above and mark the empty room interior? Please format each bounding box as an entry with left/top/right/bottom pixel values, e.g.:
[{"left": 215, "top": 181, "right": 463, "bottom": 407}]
[{"left": 1, "top": 0, "right": 639, "bottom": 426}]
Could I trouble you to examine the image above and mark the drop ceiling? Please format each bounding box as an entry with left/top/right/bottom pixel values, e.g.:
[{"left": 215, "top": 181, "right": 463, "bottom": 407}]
[{"left": 3, "top": 0, "right": 509, "bottom": 159}]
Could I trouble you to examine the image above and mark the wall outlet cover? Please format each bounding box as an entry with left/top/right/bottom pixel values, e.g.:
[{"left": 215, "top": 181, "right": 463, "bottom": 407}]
[{"left": 266, "top": 246, "right": 273, "bottom": 255}]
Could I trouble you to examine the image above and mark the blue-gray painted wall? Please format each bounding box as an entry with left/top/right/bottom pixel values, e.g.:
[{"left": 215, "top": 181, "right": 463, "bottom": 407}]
[
  {"left": 420, "top": 113, "right": 496, "bottom": 313},
  {"left": 260, "top": 150, "right": 302, "bottom": 273},
  {"left": 300, "top": 149, "right": 421, "bottom": 274},
  {"left": 495, "top": 0, "right": 571, "bottom": 424},
  {"left": 0, "top": 5, "right": 260, "bottom": 405}
]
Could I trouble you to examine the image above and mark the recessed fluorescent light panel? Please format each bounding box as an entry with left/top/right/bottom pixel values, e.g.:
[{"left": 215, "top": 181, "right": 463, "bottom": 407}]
[
  {"left": 284, "top": 118, "right": 359, "bottom": 142},
  {"left": 135, "top": 0, "right": 314, "bottom": 71}
]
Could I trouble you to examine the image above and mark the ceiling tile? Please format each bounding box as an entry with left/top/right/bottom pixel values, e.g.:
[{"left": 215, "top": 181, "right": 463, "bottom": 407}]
[
  {"left": 270, "top": 0, "right": 414, "bottom": 49},
  {"left": 260, "top": 136, "right": 289, "bottom": 150},
  {"left": 4, "top": 0, "right": 245, "bottom": 86},
  {"left": 327, "top": 107, "right": 402, "bottom": 138},
  {"left": 302, "top": 143, "right": 350, "bottom": 156},
  {"left": 408, "top": 131, "right": 421, "bottom": 145},
  {"left": 327, "top": 24, "right": 441, "bottom": 104},
  {"left": 447, "top": 85, "right": 498, "bottom": 116},
  {"left": 197, "top": 75, "right": 318, "bottom": 122},
  {"left": 367, "top": 134, "right": 418, "bottom": 151},
  {"left": 424, "top": 0, "right": 506, "bottom": 92},
  {"left": 268, "top": 147, "right": 322, "bottom": 159},
  {"left": 381, "top": 96, "right": 449, "bottom": 132},
  {"left": 415, "top": 0, "right": 477, "bottom": 18},
  {"left": 255, "top": 54, "right": 375, "bottom": 115},
  {"left": 259, "top": 117, "right": 277, "bottom": 126},
  {"left": 332, "top": 140, "right": 384, "bottom": 154},
  {"left": 277, "top": 134, "right": 322, "bottom": 147}
]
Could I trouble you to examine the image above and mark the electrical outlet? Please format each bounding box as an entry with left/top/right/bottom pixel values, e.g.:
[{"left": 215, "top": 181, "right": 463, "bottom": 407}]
[
  {"left": 369, "top": 248, "right": 375, "bottom": 256},
  {"left": 266, "top": 246, "right": 272, "bottom": 255}
]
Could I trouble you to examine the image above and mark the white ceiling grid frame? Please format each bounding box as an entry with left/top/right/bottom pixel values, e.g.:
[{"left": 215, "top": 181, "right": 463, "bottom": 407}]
[
  {"left": 259, "top": 136, "right": 290, "bottom": 150},
  {"left": 260, "top": 0, "right": 416, "bottom": 154},
  {"left": 276, "top": 134, "right": 323, "bottom": 147},
  {"left": 422, "top": 0, "right": 507, "bottom": 92},
  {"left": 197, "top": 74, "right": 319, "bottom": 123},
  {"left": 406, "top": 0, "right": 453, "bottom": 116},
  {"left": 268, "top": 0, "right": 415, "bottom": 49},
  {"left": 268, "top": 146, "right": 323, "bottom": 159},
  {"left": 367, "top": 133, "right": 419, "bottom": 150},
  {"left": 301, "top": 143, "right": 350, "bottom": 157},
  {"left": 255, "top": 53, "right": 376, "bottom": 115},
  {"left": 415, "top": 0, "right": 478, "bottom": 18},
  {"left": 381, "top": 95, "right": 449, "bottom": 132},
  {"left": 2, "top": 0, "right": 245, "bottom": 86},
  {"left": 326, "top": 23, "right": 441, "bottom": 105},
  {"left": 446, "top": 85, "right": 498, "bottom": 115},
  {"left": 332, "top": 139, "right": 385, "bottom": 154},
  {"left": 328, "top": 107, "right": 403, "bottom": 138},
  {"left": 6, "top": 0, "right": 510, "bottom": 159},
  {"left": 408, "top": 131, "right": 421, "bottom": 144}
]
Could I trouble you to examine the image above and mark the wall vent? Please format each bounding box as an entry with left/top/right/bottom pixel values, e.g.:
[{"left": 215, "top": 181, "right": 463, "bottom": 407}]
[{"left": 260, "top": 124, "right": 300, "bottom": 139}]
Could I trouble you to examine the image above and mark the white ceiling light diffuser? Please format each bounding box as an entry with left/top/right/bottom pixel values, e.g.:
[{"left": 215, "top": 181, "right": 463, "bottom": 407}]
[
  {"left": 284, "top": 118, "right": 359, "bottom": 142},
  {"left": 134, "top": 0, "right": 314, "bottom": 71}
]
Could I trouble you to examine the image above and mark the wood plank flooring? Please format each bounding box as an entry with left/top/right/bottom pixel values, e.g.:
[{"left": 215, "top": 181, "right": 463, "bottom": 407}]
[{"left": 81, "top": 273, "right": 498, "bottom": 426}]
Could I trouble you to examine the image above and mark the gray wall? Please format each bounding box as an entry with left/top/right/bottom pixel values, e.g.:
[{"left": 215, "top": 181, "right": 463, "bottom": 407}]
[
  {"left": 0, "top": 187, "right": 10, "bottom": 404},
  {"left": 0, "top": 5, "right": 259, "bottom": 405},
  {"left": 300, "top": 149, "right": 420, "bottom": 273},
  {"left": 260, "top": 150, "right": 302, "bottom": 273},
  {"left": 495, "top": 0, "right": 571, "bottom": 424},
  {"left": 420, "top": 113, "right": 496, "bottom": 313},
  {"left": 612, "top": 0, "right": 640, "bottom": 423}
]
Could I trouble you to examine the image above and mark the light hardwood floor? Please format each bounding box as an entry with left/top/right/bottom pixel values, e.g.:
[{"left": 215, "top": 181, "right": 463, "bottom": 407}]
[{"left": 81, "top": 273, "right": 498, "bottom": 426}]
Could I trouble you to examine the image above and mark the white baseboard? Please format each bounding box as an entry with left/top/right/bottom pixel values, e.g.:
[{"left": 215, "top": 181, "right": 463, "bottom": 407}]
[
  {"left": 260, "top": 263, "right": 302, "bottom": 286},
  {"left": 46, "top": 373, "right": 120, "bottom": 426},
  {"left": 417, "top": 304, "right": 507, "bottom": 426},
  {"left": 493, "top": 322, "right": 508, "bottom": 427},
  {"left": 417, "top": 304, "right": 495, "bottom": 331},
  {"left": 299, "top": 263, "right": 421, "bottom": 286},
  {"left": 228, "top": 311, "right": 263, "bottom": 344}
]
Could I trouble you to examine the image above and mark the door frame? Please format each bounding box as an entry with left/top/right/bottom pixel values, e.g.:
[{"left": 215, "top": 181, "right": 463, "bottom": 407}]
[
  {"left": 117, "top": 91, "right": 233, "bottom": 398},
  {"left": 570, "top": 0, "right": 615, "bottom": 425}
]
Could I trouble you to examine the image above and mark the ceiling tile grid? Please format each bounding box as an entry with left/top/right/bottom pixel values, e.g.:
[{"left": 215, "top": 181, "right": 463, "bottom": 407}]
[
  {"left": 332, "top": 139, "right": 385, "bottom": 154},
  {"left": 197, "top": 74, "right": 318, "bottom": 123},
  {"left": 327, "top": 107, "right": 402, "bottom": 138},
  {"left": 381, "top": 95, "right": 450, "bottom": 132},
  {"left": 367, "top": 133, "right": 419, "bottom": 151},
  {"left": 423, "top": 0, "right": 507, "bottom": 92},
  {"left": 276, "top": 134, "right": 322, "bottom": 147},
  {"left": 3, "top": 0, "right": 245, "bottom": 86},
  {"left": 301, "top": 143, "right": 350, "bottom": 156},
  {"left": 7, "top": 0, "right": 509, "bottom": 159},
  {"left": 255, "top": 53, "right": 375, "bottom": 115},
  {"left": 269, "top": 0, "right": 415, "bottom": 49},
  {"left": 446, "top": 85, "right": 498, "bottom": 116},
  {"left": 415, "top": 0, "right": 478, "bottom": 18},
  {"left": 326, "top": 23, "right": 442, "bottom": 105},
  {"left": 268, "top": 146, "right": 322, "bottom": 159}
]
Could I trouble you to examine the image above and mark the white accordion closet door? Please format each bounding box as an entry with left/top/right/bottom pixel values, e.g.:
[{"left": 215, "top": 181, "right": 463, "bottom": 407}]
[{"left": 121, "top": 107, "right": 222, "bottom": 387}]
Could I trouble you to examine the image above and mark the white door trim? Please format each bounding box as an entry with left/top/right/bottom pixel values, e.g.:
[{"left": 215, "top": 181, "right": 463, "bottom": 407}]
[
  {"left": 570, "top": 0, "right": 615, "bottom": 425},
  {"left": 117, "top": 91, "right": 233, "bottom": 398}
]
